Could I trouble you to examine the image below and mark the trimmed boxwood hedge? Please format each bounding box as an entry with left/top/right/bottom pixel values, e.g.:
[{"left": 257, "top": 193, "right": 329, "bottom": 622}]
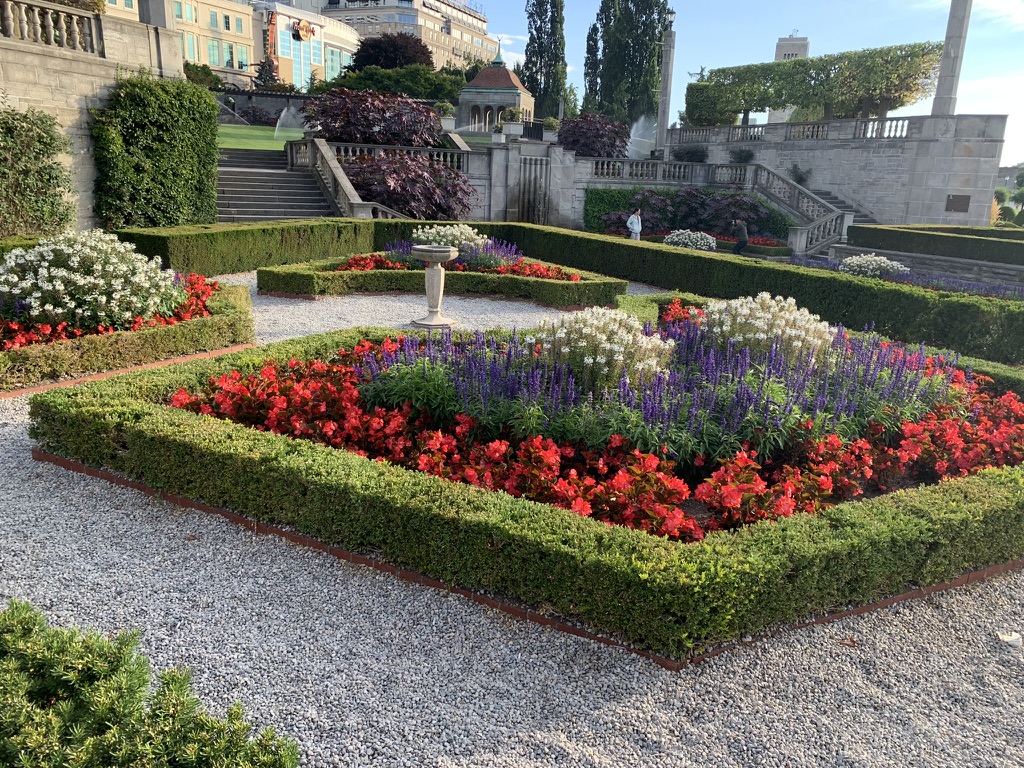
[
  {"left": 116, "top": 219, "right": 375, "bottom": 275},
  {"left": 0, "top": 235, "right": 39, "bottom": 256},
  {"left": 256, "top": 256, "right": 627, "bottom": 307},
  {"left": 28, "top": 327, "right": 1024, "bottom": 659},
  {"left": 113, "top": 219, "right": 1024, "bottom": 363},
  {"left": 848, "top": 224, "right": 1024, "bottom": 266},
  {"left": 0, "top": 285, "right": 254, "bottom": 392}
]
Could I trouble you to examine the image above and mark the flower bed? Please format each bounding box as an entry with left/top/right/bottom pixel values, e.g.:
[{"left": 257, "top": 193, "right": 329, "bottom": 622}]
[
  {"left": 28, "top": 324, "right": 1024, "bottom": 659},
  {"left": 257, "top": 255, "right": 625, "bottom": 308}
]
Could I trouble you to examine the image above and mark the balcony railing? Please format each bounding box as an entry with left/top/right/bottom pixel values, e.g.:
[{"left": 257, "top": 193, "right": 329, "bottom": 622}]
[{"left": 0, "top": 0, "right": 100, "bottom": 54}]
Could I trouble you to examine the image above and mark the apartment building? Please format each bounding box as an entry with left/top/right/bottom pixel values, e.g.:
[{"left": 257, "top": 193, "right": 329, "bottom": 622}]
[
  {"left": 172, "top": 0, "right": 258, "bottom": 87},
  {"left": 314, "top": 0, "right": 498, "bottom": 70},
  {"left": 254, "top": 2, "right": 360, "bottom": 88}
]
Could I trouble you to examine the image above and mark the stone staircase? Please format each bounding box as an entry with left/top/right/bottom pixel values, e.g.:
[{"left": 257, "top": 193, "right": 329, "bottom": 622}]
[
  {"left": 809, "top": 189, "right": 878, "bottom": 226},
  {"left": 217, "top": 149, "right": 336, "bottom": 222}
]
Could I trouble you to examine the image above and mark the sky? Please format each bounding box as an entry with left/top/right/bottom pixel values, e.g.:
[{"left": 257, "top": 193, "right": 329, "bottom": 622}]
[{"left": 483, "top": 0, "right": 1024, "bottom": 167}]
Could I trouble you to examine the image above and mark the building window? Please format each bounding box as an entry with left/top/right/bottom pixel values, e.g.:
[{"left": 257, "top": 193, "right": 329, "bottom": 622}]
[
  {"left": 187, "top": 33, "right": 196, "bottom": 61},
  {"left": 107, "top": 0, "right": 116, "bottom": 5},
  {"left": 311, "top": 38, "right": 322, "bottom": 66},
  {"left": 326, "top": 47, "right": 342, "bottom": 80},
  {"left": 398, "top": 0, "right": 412, "bottom": 5},
  {"left": 184, "top": 3, "right": 193, "bottom": 22},
  {"left": 124, "top": 0, "right": 133, "bottom": 9},
  {"left": 238, "top": 45, "right": 248, "bottom": 70},
  {"left": 174, "top": 1, "right": 182, "bottom": 19},
  {"left": 397, "top": 13, "right": 415, "bottom": 24},
  {"left": 209, "top": 10, "right": 217, "bottom": 28},
  {"left": 223, "top": 14, "right": 230, "bottom": 30},
  {"left": 235, "top": 17, "right": 243, "bottom": 34},
  {"left": 278, "top": 27, "right": 292, "bottom": 58},
  {"left": 223, "top": 42, "right": 234, "bottom": 68},
  {"left": 208, "top": 38, "right": 220, "bottom": 66}
]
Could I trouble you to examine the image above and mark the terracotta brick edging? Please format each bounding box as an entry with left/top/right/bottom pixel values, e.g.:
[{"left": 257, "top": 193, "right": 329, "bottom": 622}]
[
  {"left": 0, "top": 344, "right": 256, "bottom": 399},
  {"left": 29, "top": 447, "right": 1024, "bottom": 670}
]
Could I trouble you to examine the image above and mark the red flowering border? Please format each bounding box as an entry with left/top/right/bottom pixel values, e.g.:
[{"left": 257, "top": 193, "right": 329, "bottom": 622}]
[
  {"left": 168, "top": 338, "right": 1024, "bottom": 544},
  {"left": 336, "top": 253, "right": 582, "bottom": 283},
  {"left": 1, "top": 274, "right": 218, "bottom": 352}
]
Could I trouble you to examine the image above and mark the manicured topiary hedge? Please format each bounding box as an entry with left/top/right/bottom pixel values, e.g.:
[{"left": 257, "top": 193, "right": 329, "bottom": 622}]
[
  {"left": 256, "top": 257, "right": 627, "bottom": 307},
  {"left": 116, "top": 220, "right": 1024, "bottom": 364},
  {"left": 0, "top": 600, "right": 299, "bottom": 767},
  {"left": 0, "top": 235, "right": 39, "bottom": 256},
  {"left": 464, "top": 224, "right": 1024, "bottom": 366},
  {"left": 28, "top": 327, "right": 1024, "bottom": 659},
  {"left": 116, "top": 220, "right": 375, "bottom": 275},
  {"left": 0, "top": 285, "right": 253, "bottom": 393},
  {"left": 848, "top": 224, "right": 1024, "bottom": 265}
]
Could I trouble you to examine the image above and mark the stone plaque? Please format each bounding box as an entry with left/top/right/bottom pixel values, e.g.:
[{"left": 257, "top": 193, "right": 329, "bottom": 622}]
[{"left": 945, "top": 194, "right": 971, "bottom": 213}]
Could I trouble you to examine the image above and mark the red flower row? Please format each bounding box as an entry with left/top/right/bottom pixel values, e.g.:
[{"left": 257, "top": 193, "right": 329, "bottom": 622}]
[
  {"left": 709, "top": 233, "right": 788, "bottom": 247},
  {"left": 337, "top": 254, "right": 581, "bottom": 282},
  {"left": 660, "top": 299, "right": 706, "bottom": 324},
  {"left": 168, "top": 342, "right": 1024, "bottom": 542},
  {"left": 1, "top": 274, "right": 218, "bottom": 352}
]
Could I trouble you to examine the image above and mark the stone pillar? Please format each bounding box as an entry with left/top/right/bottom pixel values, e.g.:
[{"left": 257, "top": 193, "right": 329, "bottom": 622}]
[
  {"left": 931, "top": 0, "right": 972, "bottom": 116},
  {"left": 655, "top": 14, "right": 676, "bottom": 158}
]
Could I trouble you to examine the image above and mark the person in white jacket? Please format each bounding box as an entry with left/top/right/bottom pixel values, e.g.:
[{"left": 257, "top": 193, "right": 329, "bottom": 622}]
[{"left": 626, "top": 208, "right": 642, "bottom": 240}]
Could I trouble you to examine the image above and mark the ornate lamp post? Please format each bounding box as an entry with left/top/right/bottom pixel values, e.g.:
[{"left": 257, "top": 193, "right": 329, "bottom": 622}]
[{"left": 655, "top": 8, "right": 677, "bottom": 159}]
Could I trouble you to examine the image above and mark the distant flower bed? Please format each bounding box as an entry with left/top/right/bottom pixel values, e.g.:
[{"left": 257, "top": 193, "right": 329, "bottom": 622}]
[
  {"left": 170, "top": 299, "right": 1024, "bottom": 543},
  {"left": 790, "top": 254, "right": 1024, "bottom": 301},
  {"left": 337, "top": 225, "right": 581, "bottom": 282},
  {"left": 664, "top": 230, "right": 717, "bottom": 252},
  {"left": 710, "top": 233, "right": 788, "bottom": 248},
  {"left": 0, "top": 231, "right": 218, "bottom": 352}
]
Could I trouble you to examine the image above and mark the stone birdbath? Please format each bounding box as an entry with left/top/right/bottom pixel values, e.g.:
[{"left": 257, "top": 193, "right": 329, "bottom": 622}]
[{"left": 411, "top": 245, "right": 459, "bottom": 328}]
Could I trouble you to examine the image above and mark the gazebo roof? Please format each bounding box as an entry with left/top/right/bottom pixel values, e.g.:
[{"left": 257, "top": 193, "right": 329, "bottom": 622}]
[{"left": 464, "top": 64, "right": 530, "bottom": 94}]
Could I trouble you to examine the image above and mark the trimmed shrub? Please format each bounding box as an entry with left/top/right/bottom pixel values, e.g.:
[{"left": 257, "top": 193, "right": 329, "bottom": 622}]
[
  {"left": 256, "top": 256, "right": 626, "bottom": 307},
  {"left": 728, "top": 148, "right": 755, "bottom": 164},
  {"left": 847, "top": 224, "right": 1024, "bottom": 266},
  {"left": 839, "top": 253, "right": 909, "bottom": 279},
  {"left": 183, "top": 62, "right": 225, "bottom": 89},
  {"left": 343, "top": 153, "right": 473, "bottom": 220},
  {"left": 664, "top": 229, "right": 717, "bottom": 251},
  {"left": 0, "top": 95, "right": 75, "bottom": 237},
  {"left": 303, "top": 88, "right": 443, "bottom": 146},
  {"left": 0, "top": 284, "right": 253, "bottom": 392},
  {"left": 116, "top": 219, "right": 375, "bottom": 274},
  {"left": 0, "top": 599, "right": 299, "bottom": 767},
  {"left": 92, "top": 72, "right": 219, "bottom": 229},
  {"left": 557, "top": 113, "right": 630, "bottom": 158},
  {"left": 26, "top": 328, "right": 1024, "bottom": 658}
]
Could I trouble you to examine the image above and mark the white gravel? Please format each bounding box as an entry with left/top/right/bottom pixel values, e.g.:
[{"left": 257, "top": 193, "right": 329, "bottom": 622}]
[{"left": 3, "top": 281, "right": 1024, "bottom": 767}]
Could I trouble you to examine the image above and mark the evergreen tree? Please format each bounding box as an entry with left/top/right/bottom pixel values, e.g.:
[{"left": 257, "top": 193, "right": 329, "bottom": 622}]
[
  {"left": 522, "top": 0, "right": 567, "bottom": 118},
  {"left": 586, "top": 0, "right": 668, "bottom": 122},
  {"left": 351, "top": 32, "right": 433, "bottom": 70},
  {"left": 253, "top": 58, "right": 279, "bottom": 88},
  {"left": 582, "top": 23, "right": 601, "bottom": 112},
  {"left": 563, "top": 83, "right": 580, "bottom": 118}
]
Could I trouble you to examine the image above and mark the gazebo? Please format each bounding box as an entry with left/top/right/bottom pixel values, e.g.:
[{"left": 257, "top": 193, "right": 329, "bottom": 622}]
[{"left": 457, "top": 45, "right": 535, "bottom": 130}]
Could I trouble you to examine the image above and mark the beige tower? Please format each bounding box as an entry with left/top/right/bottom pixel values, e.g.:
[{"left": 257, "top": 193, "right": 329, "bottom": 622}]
[{"left": 768, "top": 32, "right": 809, "bottom": 123}]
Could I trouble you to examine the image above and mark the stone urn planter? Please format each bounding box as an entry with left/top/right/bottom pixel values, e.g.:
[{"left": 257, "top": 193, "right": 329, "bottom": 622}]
[
  {"left": 542, "top": 129, "right": 558, "bottom": 143},
  {"left": 440, "top": 116, "right": 456, "bottom": 132},
  {"left": 503, "top": 121, "right": 524, "bottom": 139},
  {"left": 491, "top": 132, "right": 506, "bottom": 144},
  {"left": 411, "top": 245, "right": 459, "bottom": 328}
]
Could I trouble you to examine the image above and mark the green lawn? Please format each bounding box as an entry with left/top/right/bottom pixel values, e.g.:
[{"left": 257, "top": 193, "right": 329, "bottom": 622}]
[{"left": 218, "top": 124, "right": 305, "bottom": 151}]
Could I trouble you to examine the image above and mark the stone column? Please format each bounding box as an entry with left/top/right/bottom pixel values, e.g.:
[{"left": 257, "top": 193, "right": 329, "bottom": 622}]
[
  {"left": 655, "top": 12, "right": 676, "bottom": 158},
  {"left": 931, "top": 0, "right": 972, "bottom": 116}
]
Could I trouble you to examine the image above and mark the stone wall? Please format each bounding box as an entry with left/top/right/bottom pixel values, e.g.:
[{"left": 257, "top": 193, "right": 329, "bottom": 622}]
[
  {"left": 0, "top": 9, "right": 182, "bottom": 228},
  {"left": 668, "top": 115, "right": 1006, "bottom": 228}
]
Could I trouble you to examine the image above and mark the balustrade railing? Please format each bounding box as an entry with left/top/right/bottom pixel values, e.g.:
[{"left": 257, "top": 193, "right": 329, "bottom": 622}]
[
  {"left": 670, "top": 127, "right": 712, "bottom": 144},
  {"left": 853, "top": 117, "right": 910, "bottom": 139},
  {"left": 728, "top": 125, "right": 764, "bottom": 142},
  {"left": 0, "top": 0, "right": 99, "bottom": 54},
  {"left": 588, "top": 159, "right": 710, "bottom": 184},
  {"left": 328, "top": 142, "right": 469, "bottom": 173},
  {"left": 288, "top": 139, "right": 409, "bottom": 219},
  {"left": 786, "top": 122, "right": 829, "bottom": 141}
]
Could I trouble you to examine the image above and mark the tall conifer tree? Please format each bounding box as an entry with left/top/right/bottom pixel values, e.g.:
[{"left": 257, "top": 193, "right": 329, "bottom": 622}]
[{"left": 522, "top": 0, "right": 568, "bottom": 118}]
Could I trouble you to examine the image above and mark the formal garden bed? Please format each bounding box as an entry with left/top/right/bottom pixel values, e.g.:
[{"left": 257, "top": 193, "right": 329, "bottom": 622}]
[
  {"left": 256, "top": 224, "right": 627, "bottom": 307},
  {"left": 29, "top": 284, "right": 1024, "bottom": 658},
  {"left": 0, "top": 231, "right": 254, "bottom": 393}
]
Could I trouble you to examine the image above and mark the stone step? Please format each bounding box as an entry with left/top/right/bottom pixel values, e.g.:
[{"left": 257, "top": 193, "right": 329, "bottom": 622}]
[
  {"left": 217, "top": 182, "right": 324, "bottom": 195},
  {"left": 217, "top": 213, "right": 336, "bottom": 222},
  {"left": 217, "top": 203, "right": 334, "bottom": 214},
  {"left": 217, "top": 191, "right": 327, "bottom": 203}
]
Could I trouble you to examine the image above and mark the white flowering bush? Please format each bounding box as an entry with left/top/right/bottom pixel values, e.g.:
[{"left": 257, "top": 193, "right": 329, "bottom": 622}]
[
  {"left": 703, "top": 292, "right": 835, "bottom": 362},
  {"left": 410, "top": 224, "right": 489, "bottom": 250},
  {"left": 532, "top": 307, "right": 675, "bottom": 392},
  {"left": 663, "top": 229, "right": 717, "bottom": 252},
  {"left": 0, "top": 230, "right": 185, "bottom": 329},
  {"left": 838, "top": 253, "right": 910, "bottom": 279}
]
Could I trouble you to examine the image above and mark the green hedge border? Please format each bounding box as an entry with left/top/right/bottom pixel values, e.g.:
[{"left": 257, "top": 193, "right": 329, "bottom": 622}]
[
  {"left": 848, "top": 224, "right": 1024, "bottom": 266},
  {"left": 0, "top": 285, "right": 254, "bottom": 393},
  {"left": 256, "top": 256, "right": 627, "bottom": 308},
  {"left": 115, "top": 220, "right": 376, "bottom": 275},
  {"left": 115, "top": 219, "right": 1024, "bottom": 364},
  {"left": 28, "top": 326, "right": 1024, "bottom": 660}
]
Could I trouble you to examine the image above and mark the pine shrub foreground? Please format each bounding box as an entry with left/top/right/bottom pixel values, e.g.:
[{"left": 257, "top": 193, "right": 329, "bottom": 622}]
[{"left": 0, "top": 600, "right": 299, "bottom": 767}]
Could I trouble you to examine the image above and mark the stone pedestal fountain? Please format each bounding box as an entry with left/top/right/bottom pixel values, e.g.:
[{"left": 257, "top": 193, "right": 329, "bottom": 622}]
[{"left": 411, "top": 245, "right": 459, "bottom": 328}]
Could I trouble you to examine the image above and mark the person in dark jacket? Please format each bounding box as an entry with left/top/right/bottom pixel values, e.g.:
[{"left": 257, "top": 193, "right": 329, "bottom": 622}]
[{"left": 731, "top": 219, "right": 749, "bottom": 255}]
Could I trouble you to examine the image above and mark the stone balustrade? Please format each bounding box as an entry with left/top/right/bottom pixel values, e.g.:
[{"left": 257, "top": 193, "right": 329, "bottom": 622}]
[
  {"left": 0, "top": 0, "right": 99, "bottom": 54},
  {"left": 327, "top": 142, "right": 470, "bottom": 173},
  {"left": 665, "top": 115, "right": 949, "bottom": 147}
]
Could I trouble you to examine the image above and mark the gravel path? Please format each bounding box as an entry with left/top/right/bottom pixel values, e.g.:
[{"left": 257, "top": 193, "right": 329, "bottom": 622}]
[{"left": 3, "top": 285, "right": 1024, "bottom": 767}]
